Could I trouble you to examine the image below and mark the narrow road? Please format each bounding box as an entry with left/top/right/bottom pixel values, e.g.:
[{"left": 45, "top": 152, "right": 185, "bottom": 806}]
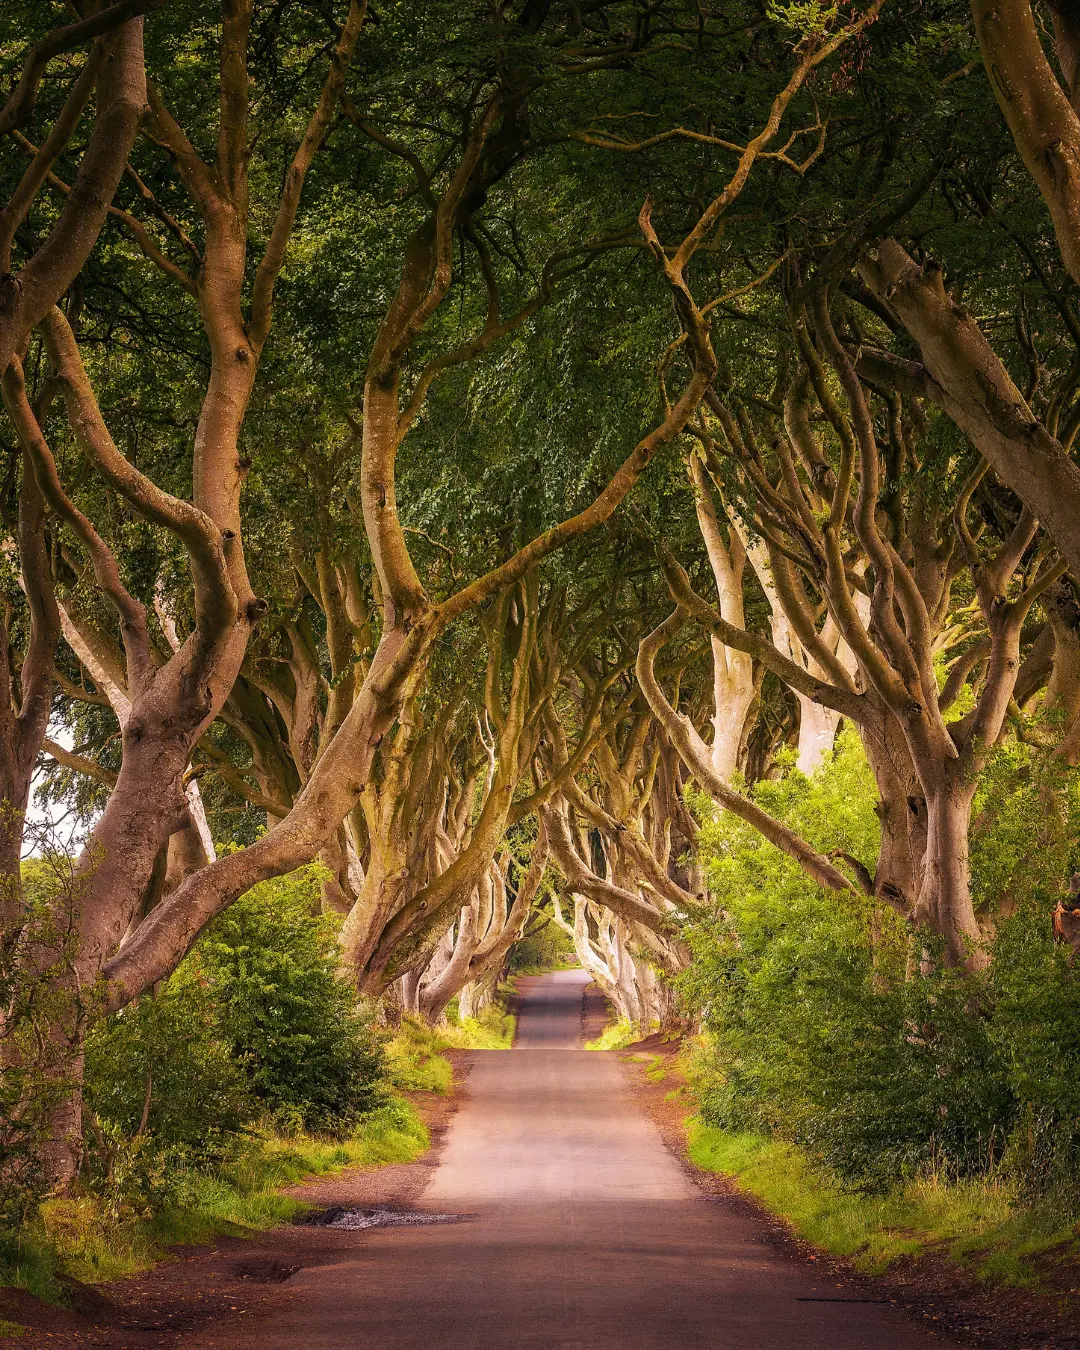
[{"left": 258, "top": 970, "right": 958, "bottom": 1349}]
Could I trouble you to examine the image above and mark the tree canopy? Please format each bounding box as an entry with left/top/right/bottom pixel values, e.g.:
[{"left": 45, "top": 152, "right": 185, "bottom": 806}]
[{"left": 6, "top": 0, "right": 1080, "bottom": 1195}]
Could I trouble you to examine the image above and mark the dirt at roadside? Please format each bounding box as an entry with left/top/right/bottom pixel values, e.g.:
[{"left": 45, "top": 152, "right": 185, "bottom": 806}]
[
  {"left": 0, "top": 1053, "right": 470, "bottom": 1350},
  {"left": 618, "top": 1030, "right": 1080, "bottom": 1350},
  {"left": 580, "top": 977, "right": 610, "bottom": 1044}
]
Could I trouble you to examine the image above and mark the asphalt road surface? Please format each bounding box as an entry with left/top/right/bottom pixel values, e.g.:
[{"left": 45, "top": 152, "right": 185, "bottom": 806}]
[{"left": 259, "top": 969, "right": 958, "bottom": 1349}]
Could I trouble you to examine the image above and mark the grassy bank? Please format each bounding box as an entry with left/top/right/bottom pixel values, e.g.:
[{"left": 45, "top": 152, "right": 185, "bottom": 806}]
[
  {"left": 688, "top": 1121, "right": 1080, "bottom": 1287},
  {"left": 1, "top": 1013, "right": 466, "bottom": 1307},
  {"left": 3, "top": 1097, "right": 429, "bottom": 1305},
  {"left": 386, "top": 1002, "right": 516, "bottom": 1093},
  {"left": 585, "top": 1019, "right": 639, "bottom": 1051},
  {"left": 439, "top": 999, "right": 516, "bottom": 1050}
]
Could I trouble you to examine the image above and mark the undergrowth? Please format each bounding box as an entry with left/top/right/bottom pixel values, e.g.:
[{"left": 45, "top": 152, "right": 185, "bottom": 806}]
[
  {"left": 1, "top": 874, "right": 506, "bottom": 1313},
  {"left": 385, "top": 1019, "right": 457, "bottom": 1093},
  {"left": 2, "top": 984, "right": 465, "bottom": 1307},
  {"left": 585, "top": 1019, "right": 639, "bottom": 1051},
  {"left": 673, "top": 729, "right": 1080, "bottom": 1299},
  {"left": 687, "top": 1121, "right": 1080, "bottom": 1288},
  {"left": 384, "top": 1002, "right": 515, "bottom": 1090},
  {"left": 1, "top": 1099, "right": 428, "bottom": 1303},
  {"left": 440, "top": 997, "right": 516, "bottom": 1049}
]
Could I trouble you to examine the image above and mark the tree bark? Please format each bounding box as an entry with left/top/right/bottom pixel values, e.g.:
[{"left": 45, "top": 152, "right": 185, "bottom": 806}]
[
  {"left": 970, "top": 0, "right": 1080, "bottom": 284},
  {"left": 860, "top": 240, "right": 1080, "bottom": 582},
  {"left": 0, "top": 17, "right": 147, "bottom": 376}
]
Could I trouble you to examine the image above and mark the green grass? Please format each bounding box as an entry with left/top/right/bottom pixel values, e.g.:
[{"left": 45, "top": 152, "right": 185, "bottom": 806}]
[
  {"left": 687, "top": 1121, "right": 1080, "bottom": 1287},
  {"left": 585, "top": 1019, "right": 641, "bottom": 1051},
  {"left": 386, "top": 1018, "right": 458, "bottom": 1091},
  {"left": 0, "top": 1320, "right": 29, "bottom": 1338},
  {"left": 1, "top": 1098, "right": 429, "bottom": 1302},
  {"left": 386, "top": 1002, "right": 516, "bottom": 1078},
  {"left": 622, "top": 1051, "right": 669, "bottom": 1083},
  {"left": 438, "top": 1000, "right": 516, "bottom": 1049}
]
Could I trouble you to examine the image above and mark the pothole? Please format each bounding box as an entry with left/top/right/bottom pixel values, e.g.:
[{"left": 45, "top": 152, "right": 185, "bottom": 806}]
[{"left": 302, "top": 1206, "right": 469, "bottom": 1231}]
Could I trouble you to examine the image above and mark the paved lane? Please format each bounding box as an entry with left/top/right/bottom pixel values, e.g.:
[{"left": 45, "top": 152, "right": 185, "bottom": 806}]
[{"left": 254, "top": 970, "right": 957, "bottom": 1349}]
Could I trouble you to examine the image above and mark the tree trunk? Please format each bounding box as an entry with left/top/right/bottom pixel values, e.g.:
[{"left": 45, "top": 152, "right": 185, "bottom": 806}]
[
  {"left": 918, "top": 777, "right": 985, "bottom": 971},
  {"left": 795, "top": 698, "right": 841, "bottom": 776},
  {"left": 418, "top": 902, "right": 479, "bottom": 1024}
]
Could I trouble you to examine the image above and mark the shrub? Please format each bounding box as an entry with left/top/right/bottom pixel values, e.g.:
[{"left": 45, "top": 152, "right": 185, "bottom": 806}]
[
  {"left": 84, "top": 867, "right": 389, "bottom": 1168},
  {"left": 194, "top": 868, "right": 387, "bottom": 1134},
  {"left": 680, "top": 728, "right": 1080, "bottom": 1197},
  {"left": 83, "top": 981, "right": 254, "bottom": 1163}
]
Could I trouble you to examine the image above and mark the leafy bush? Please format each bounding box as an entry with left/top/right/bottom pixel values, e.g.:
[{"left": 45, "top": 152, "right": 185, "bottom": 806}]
[
  {"left": 83, "top": 865, "right": 388, "bottom": 1188},
  {"left": 681, "top": 728, "right": 1080, "bottom": 1198},
  {"left": 84, "top": 980, "right": 253, "bottom": 1163},
  {"left": 195, "top": 868, "right": 387, "bottom": 1133},
  {"left": 988, "top": 905, "right": 1080, "bottom": 1205}
]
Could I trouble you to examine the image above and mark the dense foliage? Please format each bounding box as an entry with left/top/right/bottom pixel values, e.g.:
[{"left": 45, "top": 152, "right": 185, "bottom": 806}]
[
  {"left": 85, "top": 869, "right": 388, "bottom": 1157},
  {"left": 196, "top": 870, "right": 387, "bottom": 1132},
  {"left": 681, "top": 731, "right": 1080, "bottom": 1203}
]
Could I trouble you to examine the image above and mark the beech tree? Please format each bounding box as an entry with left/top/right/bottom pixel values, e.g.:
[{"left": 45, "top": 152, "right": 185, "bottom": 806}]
[
  {"left": 1, "top": 0, "right": 898, "bottom": 1178},
  {"left": 18, "top": 0, "right": 1080, "bottom": 1173},
  {"left": 0, "top": 3, "right": 150, "bottom": 900}
]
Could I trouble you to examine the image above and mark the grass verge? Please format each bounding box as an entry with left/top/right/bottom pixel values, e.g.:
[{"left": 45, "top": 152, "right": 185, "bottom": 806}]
[
  {"left": 385, "top": 1002, "right": 515, "bottom": 1089},
  {"left": 2, "top": 1098, "right": 429, "bottom": 1304},
  {"left": 585, "top": 1019, "right": 643, "bottom": 1051},
  {"left": 439, "top": 999, "right": 516, "bottom": 1050},
  {"left": 4, "top": 1002, "right": 508, "bottom": 1310},
  {"left": 687, "top": 1121, "right": 1080, "bottom": 1287}
]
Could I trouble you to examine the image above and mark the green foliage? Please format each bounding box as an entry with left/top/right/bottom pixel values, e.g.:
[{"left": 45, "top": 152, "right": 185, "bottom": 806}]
[
  {"left": 84, "top": 986, "right": 252, "bottom": 1163},
  {"left": 51, "top": 867, "right": 393, "bottom": 1292},
  {"left": 970, "top": 738, "right": 1080, "bottom": 917},
  {"left": 988, "top": 905, "right": 1080, "bottom": 1205},
  {"left": 440, "top": 1000, "right": 517, "bottom": 1050},
  {"left": 195, "top": 869, "right": 388, "bottom": 1133},
  {"left": 687, "top": 1123, "right": 1077, "bottom": 1285},
  {"left": 4, "top": 868, "right": 428, "bottom": 1301},
  {"left": 682, "top": 729, "right": 1080, "bottom": 1199},
  {"left": 765, "top": 1, "right": 842, "bottom": 38},
  {"left": 507, "top": 911, "right": 577, "bottom": 975},
  {"left": 85, "top": 867, "right": 388, "bottom": 1147},
  {"left": 385, "top": 1018, "right": 456, "bottom": 1093},
  {"left": 584, "top": 1020, "right": 639, "bottom": 1052}
]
